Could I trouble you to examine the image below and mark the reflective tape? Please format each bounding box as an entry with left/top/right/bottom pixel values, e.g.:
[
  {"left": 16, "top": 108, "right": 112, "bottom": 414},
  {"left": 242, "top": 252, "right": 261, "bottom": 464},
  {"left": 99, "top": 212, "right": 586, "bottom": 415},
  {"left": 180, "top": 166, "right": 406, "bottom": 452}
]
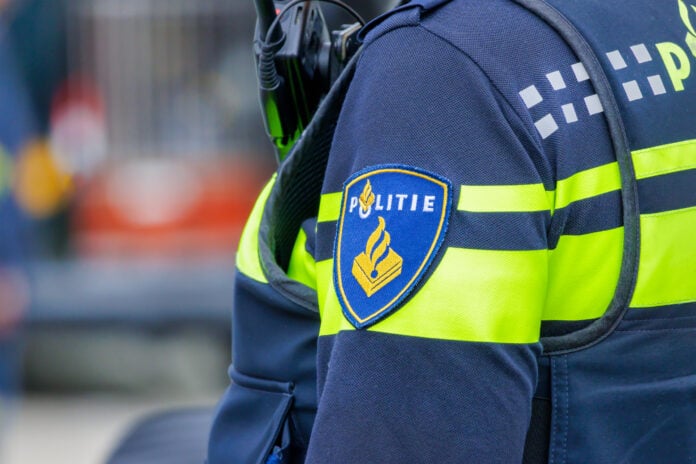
[
  {"left": 631, "top": 205, "right": 696, "bottom": 308},
  {"left": 319, "top": 247, "right": 547, "bottom": 343},
  {"left": 632, "top": 139, "right": 696, "bottom": 180},
  {"left": 235, "top": 175, "right": 276, "bottom": 283},
  {"left": 317, "top": 192, "right": 343, "bottom": 223},
  {"left": 455, "top": 162, "right": 620, "bottom": 215},
  {"left": 554, "top": 162, "right": 622, "bottom": 210},
  {"left": 544, "top": 227, "right": 624, "bottom": 321},
  {"left": 457, "top": 183, "right": 552, "bottom": 213},
  {"left": 286, "top": 227, "right": 317, "bottom": 289}
]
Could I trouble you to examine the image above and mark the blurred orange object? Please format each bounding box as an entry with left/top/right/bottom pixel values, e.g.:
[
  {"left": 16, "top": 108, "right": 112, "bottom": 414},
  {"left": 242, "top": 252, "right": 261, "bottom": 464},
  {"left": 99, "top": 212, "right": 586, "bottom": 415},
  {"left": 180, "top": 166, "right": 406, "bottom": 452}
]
[
  {"left": 72, "top": 157, "right": 270, "bottom": 258},
  {"left": 13, "top": 139, "right": 74, "bottom": 219}
]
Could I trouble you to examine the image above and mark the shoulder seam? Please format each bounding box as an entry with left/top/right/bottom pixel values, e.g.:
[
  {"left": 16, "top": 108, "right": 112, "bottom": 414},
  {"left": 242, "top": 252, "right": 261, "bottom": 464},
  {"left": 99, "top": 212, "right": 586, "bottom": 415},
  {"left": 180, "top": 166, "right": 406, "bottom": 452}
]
[{"left": 413, "top": 22, "right": 546, "bottom": 166}]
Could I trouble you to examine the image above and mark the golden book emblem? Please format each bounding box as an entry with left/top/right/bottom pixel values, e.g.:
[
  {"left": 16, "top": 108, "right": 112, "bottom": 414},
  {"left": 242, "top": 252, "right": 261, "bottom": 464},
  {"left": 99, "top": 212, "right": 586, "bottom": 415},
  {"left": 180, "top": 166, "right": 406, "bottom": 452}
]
[{"left": 352, "top": 216, "right": 403, "bottom": 297}]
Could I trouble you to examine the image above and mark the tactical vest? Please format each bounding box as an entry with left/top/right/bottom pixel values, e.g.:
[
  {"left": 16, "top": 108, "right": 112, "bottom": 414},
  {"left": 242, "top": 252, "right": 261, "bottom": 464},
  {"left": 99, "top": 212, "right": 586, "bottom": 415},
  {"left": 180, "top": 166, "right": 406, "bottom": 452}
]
[{"left": 207, "top": 1, "right": 696, "bottom": 463}]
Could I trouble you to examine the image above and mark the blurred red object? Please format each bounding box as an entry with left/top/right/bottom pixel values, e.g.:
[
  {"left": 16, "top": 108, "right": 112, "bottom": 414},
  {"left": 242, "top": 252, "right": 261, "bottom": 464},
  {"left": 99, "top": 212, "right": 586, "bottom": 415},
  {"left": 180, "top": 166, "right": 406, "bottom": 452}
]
[{"left": 72, "top": 157, "right": 269, "bottom": 258}]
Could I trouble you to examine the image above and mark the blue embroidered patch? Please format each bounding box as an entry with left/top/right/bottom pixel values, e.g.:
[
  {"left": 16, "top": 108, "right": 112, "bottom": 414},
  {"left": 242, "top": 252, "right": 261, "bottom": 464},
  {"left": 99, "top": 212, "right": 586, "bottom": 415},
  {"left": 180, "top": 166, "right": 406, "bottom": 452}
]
[{"left": 334, "top": 165, "right": 452, "bottom": 329}]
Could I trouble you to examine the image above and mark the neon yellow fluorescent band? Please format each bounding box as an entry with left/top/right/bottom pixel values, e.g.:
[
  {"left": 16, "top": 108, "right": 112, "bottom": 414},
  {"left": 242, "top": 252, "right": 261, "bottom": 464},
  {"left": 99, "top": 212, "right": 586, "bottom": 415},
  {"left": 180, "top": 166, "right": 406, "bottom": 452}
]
[
  {"left": 317, "top": 259, "right": 355, "bottom": 334},
  {"left": 235, "top": 175, "right": 276, "bottom": 283},
  {"left": 319, "top": 248, "right": 547, "bottom": 344},
  {"left": 632, "top": 139, "right": 696, "bottom": 180},
  {"left": 456, "top": 162, "right": 620, "bottom": 215},
  {"left": 554, "top": 162, "right": 621, "bottom": 210},
  {"left": 318, "top": 192, "right": 342, "bottom": 223},
  {"left": 286, "top": 227, "right": 317, "bottom": 290},
  {"left": 457, "top": 184, "right": 552, "bottom": 212},
  {"left": 631, "top": 206, "right": 696, "bottom": 308},
  {"left": 543, "top": 227, "right": 623, "bottom": 321}
]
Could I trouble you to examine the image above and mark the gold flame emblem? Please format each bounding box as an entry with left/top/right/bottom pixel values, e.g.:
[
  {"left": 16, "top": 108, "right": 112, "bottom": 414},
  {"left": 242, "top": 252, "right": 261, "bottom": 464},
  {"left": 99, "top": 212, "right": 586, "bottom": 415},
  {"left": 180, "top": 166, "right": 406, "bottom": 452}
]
[
  {"left": 359, "top": 180, "right": 376, "bottom": 213},
  {"left": 352, "top": 216, "right": 403, "bottom": 297}
]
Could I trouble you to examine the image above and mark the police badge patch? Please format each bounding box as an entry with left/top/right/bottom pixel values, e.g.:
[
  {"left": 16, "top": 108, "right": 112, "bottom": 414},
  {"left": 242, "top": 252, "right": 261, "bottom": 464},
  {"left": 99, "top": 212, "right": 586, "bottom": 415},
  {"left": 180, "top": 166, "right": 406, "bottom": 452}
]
[{"left": 334, "top": 165, "right": 452, "bottom": 329}]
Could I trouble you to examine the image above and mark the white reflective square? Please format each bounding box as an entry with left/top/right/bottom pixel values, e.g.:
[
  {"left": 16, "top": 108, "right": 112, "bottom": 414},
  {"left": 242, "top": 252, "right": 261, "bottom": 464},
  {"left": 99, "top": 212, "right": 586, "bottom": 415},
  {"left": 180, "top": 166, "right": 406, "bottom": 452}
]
[
  {"left": 571, "top": 62, "right": 590, "bottom": 82},
  {"left": 630, "top": 44, "right": 652, "bottom": 64},
  {"left": 623, "top": 80, "right": 643, "bottom": 101},
  {"left": 534, "top": 114, "right": 559, "bottom": 139},
  {"left": 519, "top": 85, "right": 543, "bottom": 109},
  {"left": 606, "top": 50, "right": 628, "bottom": 70},
  {"left": 546, "top": 71, "right": 567, "bottom": 90},
  {"left": 647, "top": 75, "right": 667, "bottom": 95},
  {"left": 584, "top": 94, "right": 604, "bottom": 115},
  {"left": 562, "top": 103, "right": 578, "bottom": 123}
]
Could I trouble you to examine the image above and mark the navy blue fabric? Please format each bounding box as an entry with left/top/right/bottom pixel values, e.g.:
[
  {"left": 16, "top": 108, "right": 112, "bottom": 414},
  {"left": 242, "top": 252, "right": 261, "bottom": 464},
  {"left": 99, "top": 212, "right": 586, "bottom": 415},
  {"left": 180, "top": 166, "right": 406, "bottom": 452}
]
[
  {"left": 552, "top": 318, "right": 696, "bottom": 464},
  {"left": 208, "top": 374, "right": 293, "bottom": 464},
  {"left": 208, "top": 273, "right": 319, "bottom": 464},
  {"left": 324, "top": 13, "right": 555, "bottom": 194},
  {"left": 314, "top": 221, "right": 336, "bottom": 262},
  {"left": 548, "top": 190, "right": 623, "bottom": 249},
  {"left": 449, "top": 210, "right": 549, "bottom": 251},
  {"left": 421, "top": 1, "right": 617, "bottom": 183},
  {"left": 542, "top": 0, "right": 696, "bottom": 152},
  {"left": 637, "top": 168, "right": 696, "bottom": 214},
  {"left": 300, "top": 218, "right": 317, "bottom": 260},
  {"left": 624, "top": 301, "right": 696, "bottom": 320},
  {"left": 307, "top": 332, "right": 541, "bottom": 463},
  {"left": 229, "top": 273, "right": 318, "bottom": 442}
]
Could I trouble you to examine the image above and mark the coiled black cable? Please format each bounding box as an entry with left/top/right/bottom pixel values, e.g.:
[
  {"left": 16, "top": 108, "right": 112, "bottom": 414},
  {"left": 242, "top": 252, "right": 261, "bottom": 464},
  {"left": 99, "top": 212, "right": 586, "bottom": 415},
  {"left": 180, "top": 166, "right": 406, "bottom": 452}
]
[{"left": 257, "top": 0, "right": 365, "bottom": 91}]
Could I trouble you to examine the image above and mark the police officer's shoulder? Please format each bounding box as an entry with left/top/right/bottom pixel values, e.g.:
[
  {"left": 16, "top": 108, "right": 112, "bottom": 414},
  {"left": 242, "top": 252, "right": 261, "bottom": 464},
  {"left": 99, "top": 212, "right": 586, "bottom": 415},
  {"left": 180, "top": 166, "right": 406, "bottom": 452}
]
[{"left": 358, "top": 0, "right": 454, "bottom": 46}]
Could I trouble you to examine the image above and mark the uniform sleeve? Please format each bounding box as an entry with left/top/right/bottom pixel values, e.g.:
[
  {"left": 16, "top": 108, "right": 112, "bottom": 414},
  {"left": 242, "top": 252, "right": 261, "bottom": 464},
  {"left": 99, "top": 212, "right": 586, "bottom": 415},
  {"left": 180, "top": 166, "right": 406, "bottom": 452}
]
[{"left": 307, "top": 21, "right": 549, "bottom": 464}]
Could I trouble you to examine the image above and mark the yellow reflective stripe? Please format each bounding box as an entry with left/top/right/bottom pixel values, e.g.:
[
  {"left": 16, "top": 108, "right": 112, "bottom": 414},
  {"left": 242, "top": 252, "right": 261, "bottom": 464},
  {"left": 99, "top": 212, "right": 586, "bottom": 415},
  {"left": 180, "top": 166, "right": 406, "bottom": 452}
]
[
  {"left": 631, "top": 205, "right": 696, "bottom": 308},
  {"left": 632, "top": 139, "right": 696, "bottom": 180},
  {"left": 456, "top": 163, "right": 620, "bottom": 215},
  {"left": 286, "top": 227, "right": 317, "bottom": 290},
  {"left": 318, "top": 192, "right": 342, "bottom": 223},
  {"left": 457, "top": 184, "right": 551, "bottom": 212},
  {"left": 554, "top": 162, "right": 621, "bottom": 210},
  {"left": 235, "top": 175, "right": 276, "bottom": 283},
  {"left": 543, "top": 227, "right": 623, "bottom": 321},
  {"left": 317, "top": 259, "right": 355, "bottom": 335},
  {"left": 319, "top": 248, "right": 546, "bottom": 343}
]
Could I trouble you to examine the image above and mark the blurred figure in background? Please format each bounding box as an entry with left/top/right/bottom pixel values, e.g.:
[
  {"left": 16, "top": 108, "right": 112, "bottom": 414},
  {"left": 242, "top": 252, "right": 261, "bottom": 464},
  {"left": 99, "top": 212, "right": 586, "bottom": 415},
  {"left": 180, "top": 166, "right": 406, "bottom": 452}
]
[{"left": 0, "top": 0, "right": 35, "bottom": 447}]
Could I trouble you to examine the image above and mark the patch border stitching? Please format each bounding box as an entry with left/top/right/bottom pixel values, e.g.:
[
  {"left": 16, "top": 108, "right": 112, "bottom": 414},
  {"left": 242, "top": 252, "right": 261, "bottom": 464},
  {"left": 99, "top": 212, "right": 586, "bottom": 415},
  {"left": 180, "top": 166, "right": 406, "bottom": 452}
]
[{"left": 334, "top": 164, "right": 452, "bottom": 329}]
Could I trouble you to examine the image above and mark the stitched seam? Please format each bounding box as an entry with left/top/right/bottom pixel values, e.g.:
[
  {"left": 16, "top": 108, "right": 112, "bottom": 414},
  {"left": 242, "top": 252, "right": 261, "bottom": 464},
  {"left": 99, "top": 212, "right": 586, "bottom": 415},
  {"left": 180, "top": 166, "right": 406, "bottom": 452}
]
[
  {"left": 562, "top": 356, "right": 569, "bottom": 464},
  {"left": 632, "top": 297, "right": 696, "bottom": 308},
  {"left": 624, "top": 315, "right": 696, "bottom": 322},
  {"left": 641, "top": 204, "right": 696, "bottom": 218},
  {"left": 416, "top": 23, "right": 546, "bottom": 159},
  {"left": 615, "top": 327, "right": 696, "bottom": 333},
  {"left": 550, "top": 357, "right": 560, "bottom": 464},
  {"left": 639, "top": 164, "right": 696, "bottom": 179}
]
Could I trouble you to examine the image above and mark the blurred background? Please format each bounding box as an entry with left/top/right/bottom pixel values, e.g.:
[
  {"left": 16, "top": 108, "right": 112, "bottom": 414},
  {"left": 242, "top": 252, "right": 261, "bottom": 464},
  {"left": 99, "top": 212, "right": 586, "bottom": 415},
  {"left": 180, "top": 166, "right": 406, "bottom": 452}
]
[{"left": 0, "top": 1, "right": 391, "bottom": 462}]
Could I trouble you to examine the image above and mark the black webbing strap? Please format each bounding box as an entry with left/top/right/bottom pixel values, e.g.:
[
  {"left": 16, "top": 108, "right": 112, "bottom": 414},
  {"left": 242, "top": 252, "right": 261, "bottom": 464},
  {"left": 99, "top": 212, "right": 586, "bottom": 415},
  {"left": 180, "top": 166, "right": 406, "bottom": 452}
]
[{"left": 511, "top": 0, "right": 640, "bottom": 355}]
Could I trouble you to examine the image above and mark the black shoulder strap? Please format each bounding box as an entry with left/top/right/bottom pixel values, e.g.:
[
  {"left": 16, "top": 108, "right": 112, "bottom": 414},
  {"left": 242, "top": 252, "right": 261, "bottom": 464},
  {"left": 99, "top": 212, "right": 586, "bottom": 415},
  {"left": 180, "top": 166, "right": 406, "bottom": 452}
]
[{"left": 511, "top": 0, "right": 641, "bottom": 354}]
